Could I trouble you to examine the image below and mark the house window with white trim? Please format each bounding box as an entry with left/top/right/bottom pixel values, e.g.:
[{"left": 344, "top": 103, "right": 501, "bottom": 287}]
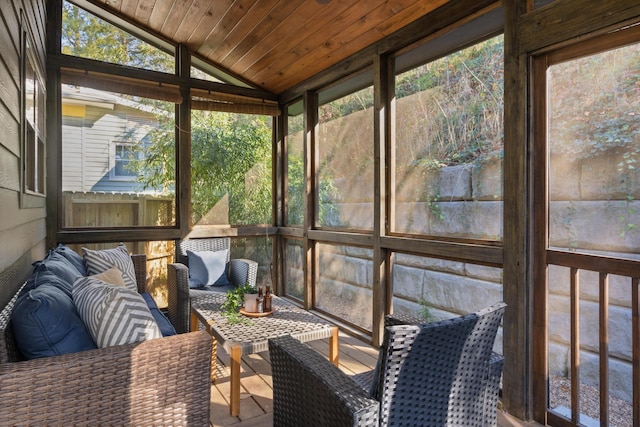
[
  {"left": 22, "top": 22, "right": 46, "bottom": 202},
  {"left": 112, "top": 142, "right": 137, "bottom": 180}
]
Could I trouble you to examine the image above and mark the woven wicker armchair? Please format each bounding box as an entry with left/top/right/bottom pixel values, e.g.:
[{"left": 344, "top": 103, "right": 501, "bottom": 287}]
[
  {"left": 0, "top": 254, "right": 213, "bottom": 426},
  {"left": 269, "top": 302, "right": 506, "bottom": 427},
  {"left": 167, "top": 237, "right": 258, "bottom": 333}
]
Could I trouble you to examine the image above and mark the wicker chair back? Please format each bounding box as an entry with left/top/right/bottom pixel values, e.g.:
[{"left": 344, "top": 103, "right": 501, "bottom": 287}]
[
  {"left": 176, "top": 237, "right": 231, "bottom": 266},
  {"left": 376, "top": 302, "right": 506, "bottom": 426}
]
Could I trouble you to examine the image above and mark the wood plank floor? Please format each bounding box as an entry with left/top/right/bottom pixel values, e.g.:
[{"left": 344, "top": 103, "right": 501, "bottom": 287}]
[{"left": 206, "top": 331, "right": 540, "bottom": 427}]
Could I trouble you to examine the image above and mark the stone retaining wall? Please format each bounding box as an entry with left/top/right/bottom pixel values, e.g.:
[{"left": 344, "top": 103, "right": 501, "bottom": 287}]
[{"left": 312, "top": 151, "right": 636, "bottom": 402}]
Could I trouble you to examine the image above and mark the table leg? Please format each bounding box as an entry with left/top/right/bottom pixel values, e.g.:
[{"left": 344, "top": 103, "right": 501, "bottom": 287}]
[
  {"left": 210, "top": 338, "right": 217, "bottom": 383},
  {"left": 190, "top": 309, "right": 199, "bottom": 332},
  {"left": 329, "top": 326, "right": 339, "bottom": 366},
  {"left": 230, "top": 345, "right": 242, "bottom": 416},
  {"left": 191, "top": 308, "right": 218, "bottom": 383}
]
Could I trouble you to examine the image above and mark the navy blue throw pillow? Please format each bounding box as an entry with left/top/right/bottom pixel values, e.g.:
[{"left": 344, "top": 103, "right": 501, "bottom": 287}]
[
  {"left": 52, "top": 244, "right": 87, "bottom": 276},
  {"left": 11, "top": 284, "right": 97, "bottom": 359},
  {"left": 21, "top": 268, "right": 75, "bottom": 299},
  {"left": 34, "top": 252, "right": 83, "bottom": 288}
]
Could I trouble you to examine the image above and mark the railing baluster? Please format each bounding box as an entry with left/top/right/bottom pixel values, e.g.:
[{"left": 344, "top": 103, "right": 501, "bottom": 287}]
[
  {"left": 633, "top": 277, "right": 639, "bottom": 427},
  {"left": 546, "top": 250, "right": 637, "bottom": 427},
  {"left": 599, "top": 272, "right": 609, "bottom": 427},
  {"left": 570, "top": 267, "right": 580, "bottom": 425}
]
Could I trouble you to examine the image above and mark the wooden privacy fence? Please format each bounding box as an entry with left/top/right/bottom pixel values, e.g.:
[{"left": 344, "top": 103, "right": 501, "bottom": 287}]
[
  {"left": 62, "top": 191, "right": 175, "bottom": 306},
  {"left": 62, "top": 191, "right": 174, "bottom": 229}
]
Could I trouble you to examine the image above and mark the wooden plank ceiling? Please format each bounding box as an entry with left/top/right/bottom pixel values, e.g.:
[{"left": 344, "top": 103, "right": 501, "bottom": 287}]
[{"left": 91, "top": 0, "right": 450, "bottom": 94}]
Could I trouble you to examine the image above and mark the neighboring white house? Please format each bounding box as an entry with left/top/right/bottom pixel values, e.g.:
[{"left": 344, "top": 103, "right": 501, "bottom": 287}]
[
  {"left": 61, "top": 84, "right": 161, "bottom": 194},
  {"left": 60, "top": 85, "right": 174, "bottom": 230}
]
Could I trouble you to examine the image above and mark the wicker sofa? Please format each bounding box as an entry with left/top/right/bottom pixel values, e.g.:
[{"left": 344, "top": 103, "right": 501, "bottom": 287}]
[
  {"left": 167, "top": 237, "right": 258, "bottom": 333},
  {"left": 0, "top": 252, "right": 213, "bottom": 426}
]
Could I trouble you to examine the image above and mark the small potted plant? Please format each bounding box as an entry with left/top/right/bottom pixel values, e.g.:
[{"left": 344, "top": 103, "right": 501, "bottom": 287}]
[
  {"left": 221, "top": 284, "right": 258, "bottom": 324},
  {"left": 242, "top": 285, "right": 260, "bottom": 313}
]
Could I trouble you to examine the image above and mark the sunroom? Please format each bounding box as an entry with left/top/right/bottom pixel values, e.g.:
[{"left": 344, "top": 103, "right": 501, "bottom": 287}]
[{"left": 1, "top": 0, "right": 639, "bottom": 426}]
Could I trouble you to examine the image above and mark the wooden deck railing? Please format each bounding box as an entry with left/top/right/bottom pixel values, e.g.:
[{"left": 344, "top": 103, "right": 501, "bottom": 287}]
[{"left": 545, "top": 250, "right": 639, "bottom": 427}]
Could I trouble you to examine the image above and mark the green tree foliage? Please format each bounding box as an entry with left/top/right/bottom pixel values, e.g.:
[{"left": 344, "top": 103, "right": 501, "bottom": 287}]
[
  {"left": 134, "top": 110, "right": 273, "bottom": 226},
  {"left": 285, "top": 113, "right": 305, "bottom": 225},
  {"left": 285, "top": 154, "right": 305, "bottom": 225},
  {"left": 62, "top": 1, "right": 173, "bottom": 73},
  {"left": 285, "top": 111, "right": 340, "bottom": 226},
  {"left": 190, "top": 111, "right": 272, "bottom": 226}
]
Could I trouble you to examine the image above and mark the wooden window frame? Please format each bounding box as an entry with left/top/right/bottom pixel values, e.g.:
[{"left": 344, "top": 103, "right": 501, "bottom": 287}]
[
  {"left": 21, "top": 13, "right": 46, "bottom": 208},
  {"left": 532, "top": 23, "right": 640, "bottom": 427}
]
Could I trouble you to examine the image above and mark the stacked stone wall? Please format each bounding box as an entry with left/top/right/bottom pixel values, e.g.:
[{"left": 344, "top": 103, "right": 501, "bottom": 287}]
[
  {"left": 317, "top": 151, "right": 636, "bottom": 402},
  {"left": 298, "top": 100, "right": 636, "bottom": 401}
]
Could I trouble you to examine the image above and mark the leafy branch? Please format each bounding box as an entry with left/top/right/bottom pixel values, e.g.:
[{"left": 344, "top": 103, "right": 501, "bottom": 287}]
[{"left": 221, "top": 284, "right": 258, "bottom": 325}]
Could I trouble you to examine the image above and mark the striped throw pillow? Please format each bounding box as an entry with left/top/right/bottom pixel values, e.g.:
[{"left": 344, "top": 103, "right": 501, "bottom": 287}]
[
  {"left": 73, "top": 276, "right": 162, "bottom": 348},
  {"left": 83, "top": 244, "right": 138, "bottom": 292}
]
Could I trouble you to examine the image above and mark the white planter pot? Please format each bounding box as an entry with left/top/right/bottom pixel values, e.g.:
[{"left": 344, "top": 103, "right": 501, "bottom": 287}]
[{"left": 244, "top": 293, "right": 259, "bottom": 313}]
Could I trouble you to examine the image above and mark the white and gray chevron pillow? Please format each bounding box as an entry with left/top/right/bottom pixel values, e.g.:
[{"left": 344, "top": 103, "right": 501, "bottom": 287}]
[
  {"left": 83, "top": 244, "right": 138, "bottom": 292},
  {"left": 73, "top": 276, "right": 162, "bottom": 348}
]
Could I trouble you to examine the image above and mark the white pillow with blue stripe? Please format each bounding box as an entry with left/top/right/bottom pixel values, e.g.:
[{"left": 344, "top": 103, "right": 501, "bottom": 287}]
[{"left": 72, "top": 276, "right": 161, "bottom": 348}]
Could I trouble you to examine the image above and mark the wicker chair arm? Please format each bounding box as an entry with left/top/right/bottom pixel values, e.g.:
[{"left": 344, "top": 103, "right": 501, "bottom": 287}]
[
  {"left": 269, "top": 335, "right": 379, "bottom": 427},
  {"left": 228, "top": 258, "right": 258, "bottom": 287},
  {"left": 167, "top": 257, "right": 256, "bottom": 334},
  {"left": 0, "top": 331, "right": 212, "bottom": 426},
  {"left": 131, "top": 253, "right": 148, "bottom": 294},
  {"left": 167, "top": 262, "right": 191, "bottom": 334}
]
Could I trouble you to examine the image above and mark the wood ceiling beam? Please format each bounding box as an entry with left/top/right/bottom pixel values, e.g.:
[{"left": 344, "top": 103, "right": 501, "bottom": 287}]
[{"left": 49, "top": 54, "right": 278, "bottom": 102}]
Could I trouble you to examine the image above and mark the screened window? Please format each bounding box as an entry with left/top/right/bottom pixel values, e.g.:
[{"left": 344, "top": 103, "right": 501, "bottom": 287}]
[
  {"left": 61, "top": 84, "right": 176, "bottom": 228},
  {"left": 286, "top": 100, "right": 304, "bottom": 226},
  {"left": 190, "top": 56, "right": 253, "bottom": 88},
  {"left": 232, "top": 237, "right": 274, "bottom": 289},
  {"left": 543, "top": 34, "right": 640, "bottom": 427},
  {"left": 190, "top": 66, "right": 225, "bottom": 83},
  {"left": 391, "top": 252, "right": 503, "bottom": 325},
  {"left": 190, "top": 110, "right": 272, "bottom": 227},
  {"left": 283, "top": 238, "right": 304, "bottom": 301},
  {"left": 316, "top": 243, "right": 373, "bottom": 331},
  {"left": 62, "top": 0, "right": 174, "bottom": 73},
  {"left": 316, "top": 85, "right": 374, "bottom": 230},
  {"left": 392, "top": 35, "right": 504, "bottom": 241},
  {"left": 547, "top": 41, "right": 640, "bottom": 258}
]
